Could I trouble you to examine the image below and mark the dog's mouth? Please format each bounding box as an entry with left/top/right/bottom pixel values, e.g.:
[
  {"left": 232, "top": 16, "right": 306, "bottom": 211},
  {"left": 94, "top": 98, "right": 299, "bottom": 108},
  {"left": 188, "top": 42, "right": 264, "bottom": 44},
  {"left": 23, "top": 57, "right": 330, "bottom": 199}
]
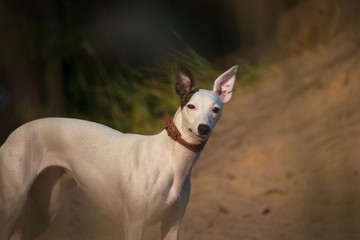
[
  {"left": 188, "top": 128, "right": 210, "bottom": 141},
  {"left": 196, "top": 134, "right": 209, "bottom": 140}
]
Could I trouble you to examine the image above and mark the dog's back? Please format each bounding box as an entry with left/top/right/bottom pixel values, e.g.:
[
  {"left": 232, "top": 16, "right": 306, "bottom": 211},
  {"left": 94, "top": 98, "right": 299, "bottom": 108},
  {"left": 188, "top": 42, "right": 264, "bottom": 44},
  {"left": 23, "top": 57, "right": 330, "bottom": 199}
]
[{"left": 1, "top": 117, "right": 123, "bottom": 172}]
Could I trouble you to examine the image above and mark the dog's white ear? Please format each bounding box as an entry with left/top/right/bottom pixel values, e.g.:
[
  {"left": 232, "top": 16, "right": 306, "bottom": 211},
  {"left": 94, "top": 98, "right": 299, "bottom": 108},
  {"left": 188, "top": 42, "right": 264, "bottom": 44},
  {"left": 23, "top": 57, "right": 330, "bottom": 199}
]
[
  {"left": 213, "top": 66, "right": 237, "bottom": 103},
  {"left": 176, "top": 63, "right": 195, "bottom": 97}
]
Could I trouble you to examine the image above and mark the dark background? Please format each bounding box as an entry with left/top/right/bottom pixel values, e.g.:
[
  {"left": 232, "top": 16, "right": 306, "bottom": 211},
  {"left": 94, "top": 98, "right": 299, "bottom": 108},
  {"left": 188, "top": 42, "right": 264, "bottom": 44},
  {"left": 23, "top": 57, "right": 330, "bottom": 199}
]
[{"left": 0, "top": 0, "right": 323, "bottom": 142}]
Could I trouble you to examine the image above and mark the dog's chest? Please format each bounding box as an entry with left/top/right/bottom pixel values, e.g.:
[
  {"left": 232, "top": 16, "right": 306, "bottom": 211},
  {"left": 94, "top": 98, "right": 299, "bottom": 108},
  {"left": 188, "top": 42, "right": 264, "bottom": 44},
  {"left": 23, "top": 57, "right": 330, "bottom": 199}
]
[
  {"left": 127, "top": 168, "right": 189, "bottom": 224},
  {"left": 145, "top": 180, "right": 188, "bottom": 224}
]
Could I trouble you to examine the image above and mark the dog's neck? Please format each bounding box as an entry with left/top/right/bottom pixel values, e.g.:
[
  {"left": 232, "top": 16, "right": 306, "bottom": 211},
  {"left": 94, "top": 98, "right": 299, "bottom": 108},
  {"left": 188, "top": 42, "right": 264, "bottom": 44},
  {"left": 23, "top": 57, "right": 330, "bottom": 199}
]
[{"left": 160, "top": 108, "right": 203, "bottom": 193}]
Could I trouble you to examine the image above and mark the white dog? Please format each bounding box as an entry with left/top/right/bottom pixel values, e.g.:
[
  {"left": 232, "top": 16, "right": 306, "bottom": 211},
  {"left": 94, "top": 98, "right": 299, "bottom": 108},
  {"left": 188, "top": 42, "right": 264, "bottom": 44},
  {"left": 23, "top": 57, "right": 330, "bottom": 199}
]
[{"left": 0, "top": 64, "right": 237, "bottom": 240}]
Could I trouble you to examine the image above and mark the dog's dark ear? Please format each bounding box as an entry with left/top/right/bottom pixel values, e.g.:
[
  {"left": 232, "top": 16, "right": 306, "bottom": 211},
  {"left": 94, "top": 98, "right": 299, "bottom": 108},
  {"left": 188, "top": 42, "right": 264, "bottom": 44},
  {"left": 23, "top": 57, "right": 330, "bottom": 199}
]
[{"left": 175, "top": 63, "right": 195, "bottom": 97}]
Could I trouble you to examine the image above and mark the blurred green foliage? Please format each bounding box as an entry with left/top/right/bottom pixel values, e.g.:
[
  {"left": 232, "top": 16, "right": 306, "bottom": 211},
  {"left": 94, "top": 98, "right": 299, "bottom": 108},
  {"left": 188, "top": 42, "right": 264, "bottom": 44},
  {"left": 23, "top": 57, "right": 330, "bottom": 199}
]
[
  {"left": 236, "top": 62, "right": 273, "bottom": 90},
  {"left": 66, "top": 47, "right": 222, "bottom": 134}
]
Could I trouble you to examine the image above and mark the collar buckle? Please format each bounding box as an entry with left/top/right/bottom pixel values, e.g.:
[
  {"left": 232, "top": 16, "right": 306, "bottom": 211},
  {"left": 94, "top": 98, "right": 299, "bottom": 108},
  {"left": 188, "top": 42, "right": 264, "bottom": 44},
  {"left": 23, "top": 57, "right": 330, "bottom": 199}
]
[{"left": 165, "top": 122, "right": 180, "bottom": 141}]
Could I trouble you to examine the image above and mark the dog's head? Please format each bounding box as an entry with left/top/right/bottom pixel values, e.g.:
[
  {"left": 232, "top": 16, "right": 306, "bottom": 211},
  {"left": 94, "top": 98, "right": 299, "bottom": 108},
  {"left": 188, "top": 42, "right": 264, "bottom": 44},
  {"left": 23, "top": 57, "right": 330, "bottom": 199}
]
[{"left": 175, "top": 64, "right": 237, "bottom": 142}]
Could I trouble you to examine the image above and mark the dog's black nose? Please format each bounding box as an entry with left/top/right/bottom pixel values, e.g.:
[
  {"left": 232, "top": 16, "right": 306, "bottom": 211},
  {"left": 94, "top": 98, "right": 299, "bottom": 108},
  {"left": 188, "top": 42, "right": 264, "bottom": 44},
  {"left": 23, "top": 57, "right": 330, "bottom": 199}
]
[{"left": 198, "top": 124, "right": 211, "bottom": 135}]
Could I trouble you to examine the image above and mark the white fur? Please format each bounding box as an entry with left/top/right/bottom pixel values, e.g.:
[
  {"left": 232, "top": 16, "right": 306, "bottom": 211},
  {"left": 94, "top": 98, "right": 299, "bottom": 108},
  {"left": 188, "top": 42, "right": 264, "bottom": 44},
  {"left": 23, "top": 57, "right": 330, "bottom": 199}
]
[{"left": 0, "top": 66, "right": 237, "bottom": 240}]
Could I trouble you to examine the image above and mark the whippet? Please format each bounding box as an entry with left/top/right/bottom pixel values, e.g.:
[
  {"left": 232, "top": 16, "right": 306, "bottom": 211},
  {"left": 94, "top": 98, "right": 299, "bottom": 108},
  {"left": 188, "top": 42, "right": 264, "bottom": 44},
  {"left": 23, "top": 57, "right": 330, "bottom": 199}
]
[{"left": 0, "top": 64, "right": 237, "bottom": 240}]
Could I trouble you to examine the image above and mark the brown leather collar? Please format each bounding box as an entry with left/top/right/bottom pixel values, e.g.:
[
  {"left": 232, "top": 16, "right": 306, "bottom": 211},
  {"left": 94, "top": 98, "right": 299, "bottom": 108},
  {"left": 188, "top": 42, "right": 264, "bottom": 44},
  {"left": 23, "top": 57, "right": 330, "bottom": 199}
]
[{"left": 164, "top": 115, "right": 207, "bottom": 152}]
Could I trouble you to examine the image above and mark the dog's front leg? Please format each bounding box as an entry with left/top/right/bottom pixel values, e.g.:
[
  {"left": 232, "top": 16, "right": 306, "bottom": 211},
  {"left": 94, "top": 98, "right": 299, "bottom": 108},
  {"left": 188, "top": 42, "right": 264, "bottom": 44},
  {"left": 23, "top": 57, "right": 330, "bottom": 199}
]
[
  {"left": 123, "top": 205, "right": 145, "bottom": 240},
  {"left": 124, "top": 222, "right": 144, "bottom": 240},
  {"left": 161, "top": 201, "right": 189, "bottom": 240},
  {"left": 161, "top": 177, "right": 191, "bottom": 240},
  {"left": 161, "top": 216, "right": 182, "bottom": 240}
]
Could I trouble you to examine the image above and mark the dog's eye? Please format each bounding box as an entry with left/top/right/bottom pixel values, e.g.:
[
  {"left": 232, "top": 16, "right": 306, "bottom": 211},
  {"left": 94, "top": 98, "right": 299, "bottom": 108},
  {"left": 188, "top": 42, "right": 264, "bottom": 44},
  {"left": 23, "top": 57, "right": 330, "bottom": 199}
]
[
  {"left": 187, "top": 104, "right": 195, "bottom": 109},
  {"left": 212, "top": 107, "right": 220, "bottom": 113}
]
